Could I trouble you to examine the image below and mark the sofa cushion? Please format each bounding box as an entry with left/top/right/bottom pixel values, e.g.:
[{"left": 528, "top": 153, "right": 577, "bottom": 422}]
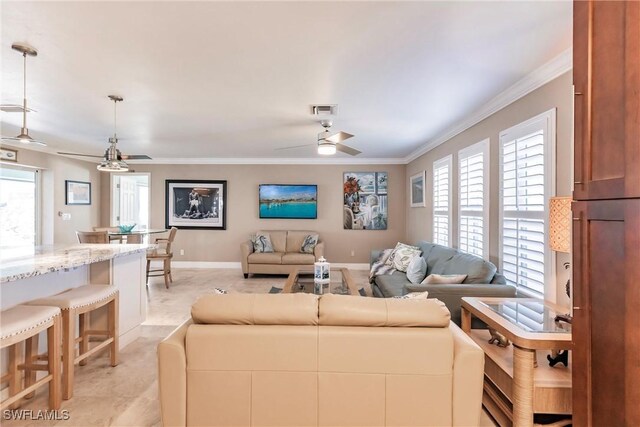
[
  {"left": 251, "top": 233, "right": 274, "bottom": 253},
  {"left": 426, "top": 245, "right": 458, "bottom": 273},
  {"left": 260, "top": 230, "right": 287, "bottom": 253},
  {"left": 374, "top": 271, "right": 411, "bottom": 297},
  {"left": 319, "top": 294, "right": 450, "bottom": 327},
  {"left": 421, "top": 274, "right": 467, "bottom": 285},
  {"left": 406, "top": 256, "right": 427, "bottom": 284},
  {"left": 281, "top": 253, "right": 315, "bottom": 265},
  {"left": 286, "top": 231, "right": 316, "bottom": 253},
  {"left": 437, "top": 253, "right": 497, "bottom": 284},
  {"left": 248, "top": 252, "right": 283, "bottom": 264},
  {"left": 192, "top": 293, "right": 319, "bottom": 325}
]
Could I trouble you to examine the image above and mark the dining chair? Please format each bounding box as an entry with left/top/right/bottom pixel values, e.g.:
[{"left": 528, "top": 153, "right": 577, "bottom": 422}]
[
  {"left": 76, "top": 231, "right": 109, "bottom": 244},
  {"left": 125, "top": 234, "right": 143, "bottom": 244},
  {"left": 93, "top": 226, "right": 123, "bottom": 243},
  {"left": 146, "top": 227, "right": 178, "bottom": 289}
]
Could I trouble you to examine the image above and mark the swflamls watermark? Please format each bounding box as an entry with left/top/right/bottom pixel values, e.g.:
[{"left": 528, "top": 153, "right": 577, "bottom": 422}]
[{"left": 2, "top": 409, "right": 70, "bottom": 421}]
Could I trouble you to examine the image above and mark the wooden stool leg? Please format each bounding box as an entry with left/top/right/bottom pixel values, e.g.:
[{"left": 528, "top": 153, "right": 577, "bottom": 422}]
[
  {"left": 169, "top": 267, "right": 173, "bottom": 283},
  {"left": 8, "top": 343, "right": 23, "bottom": 409},
  {"left": 109, "top": 297, "right": 119, "bottom": 367},
  {"left": 62, "top": 309, "right": 75, "bottom": 400},
  {"left": 146, "top": 259, "right": 151, "bottom": 284},
  {"left": 163, "top": 259, "right": 170, "bottom": 289},
  {"left": 48, "top": 317, "right": 62, "bottom": 410},
  {"left": 78, "top": 312, "right": 88, "bottom": 366},
  {"left": 24, "top": 334, "right": 39, "bottom": 399}
]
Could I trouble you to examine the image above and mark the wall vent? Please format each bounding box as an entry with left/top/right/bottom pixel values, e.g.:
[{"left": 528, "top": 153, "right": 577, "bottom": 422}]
[{"left": 310, "top": 104, "right": 338, "bottom": 116}]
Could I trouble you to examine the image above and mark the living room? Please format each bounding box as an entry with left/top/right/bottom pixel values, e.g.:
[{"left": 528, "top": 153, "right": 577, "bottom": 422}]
[{"left": 1, "top": 1, "right": 637, "bottom": 426}]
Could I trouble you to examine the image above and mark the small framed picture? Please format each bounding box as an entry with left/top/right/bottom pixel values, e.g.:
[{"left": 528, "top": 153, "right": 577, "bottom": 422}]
[
  {"left": 0, "top": 147, "right": 18, "bottom": 162},
  {"left": 410, "top": 171, "right": 426, "bottom": 207},
  {"left": 65, "top": 180, "right": 92, "bottom": 205}
]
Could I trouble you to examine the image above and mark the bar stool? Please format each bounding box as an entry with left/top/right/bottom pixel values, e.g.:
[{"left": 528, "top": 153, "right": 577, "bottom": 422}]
[
  {"left": 0, "top": 305, "right": 61, "bottom": 410},
  {"left": 28, "top": 285, "right": 119, "bottom": 400}
]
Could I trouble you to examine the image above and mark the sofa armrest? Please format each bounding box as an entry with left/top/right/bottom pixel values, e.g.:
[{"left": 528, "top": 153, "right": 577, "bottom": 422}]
[
  {"left": 158, "top": 319, "right": 191, "bottom": 427},
  {"left": 450, "top": 323, "right": 484, "bottom": 427},
  {"left": 314, "top": 241, "right": 325, "bottom": 260},
  {"left": 370, "top": 249, "right": 383, "bottom": 267},
  {"left": 240, "top": 240, "right": 254, "bottom": 274}
]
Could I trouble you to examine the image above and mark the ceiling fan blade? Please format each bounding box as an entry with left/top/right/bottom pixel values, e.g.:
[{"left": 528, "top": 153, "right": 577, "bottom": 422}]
[
  {"left": 274, "top": 143, "right": 316, "bottom": 151},
  {"left": 324, "top": 131, "right": 354, "bottom": 144},
  {"left": 2, "top": 136, "right": 47, "bottom": 147},
  {"left": 335, "top": 143, "right": 362, "bottom": 156},
  {"left": 120, "top": 154, "right": 152, "bottom": 160},
  {"left": 57, "top": 152, "right": 104, "bottom": 158}
]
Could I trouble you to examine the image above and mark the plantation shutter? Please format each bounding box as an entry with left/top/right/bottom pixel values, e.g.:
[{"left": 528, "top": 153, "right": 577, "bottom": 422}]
[
  {"left": 459, "top": 140, "right": 488, "bottom": 258},
  {"left": 433, "top": 156, "right": 451, "bottom": 246}
]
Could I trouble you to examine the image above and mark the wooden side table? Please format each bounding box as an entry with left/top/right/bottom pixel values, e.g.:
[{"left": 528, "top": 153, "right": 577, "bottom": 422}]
[{"left": 461, "top": 297, "right": 573, "bottom": 427}]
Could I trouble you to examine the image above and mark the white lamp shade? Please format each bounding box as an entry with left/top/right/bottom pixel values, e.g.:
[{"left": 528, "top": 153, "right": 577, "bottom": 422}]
[{"left": 317, "top": 143, "right": 336, "bottom": 155}]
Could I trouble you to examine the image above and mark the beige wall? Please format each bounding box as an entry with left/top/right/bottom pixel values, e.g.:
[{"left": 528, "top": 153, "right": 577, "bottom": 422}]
[
  {"left": 405, "top": 72, "right": 573, "bottom": 306},
  {"left": 100, "top": 164, "right": 406, "bottom": 263},
  {"left": 2, "top": 147, "right": 102, "bottom": 244}
]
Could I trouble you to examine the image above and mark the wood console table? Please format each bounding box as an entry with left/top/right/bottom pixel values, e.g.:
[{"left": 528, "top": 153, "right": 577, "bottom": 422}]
[{"left": 461, "top": 297, "right": 573, "bottom": 427}]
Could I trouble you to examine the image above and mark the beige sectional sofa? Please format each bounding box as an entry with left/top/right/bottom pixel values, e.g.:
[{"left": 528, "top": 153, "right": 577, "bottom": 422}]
[
  {"left": 240, "top": 230, "right": 324, "bottom": 278},
  {"left": 158, "top": 293, "right": 485, "bottom": 427}
]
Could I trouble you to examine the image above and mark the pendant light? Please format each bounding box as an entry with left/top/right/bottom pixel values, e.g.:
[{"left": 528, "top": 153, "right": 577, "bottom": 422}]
[
  {"left": 1, "top": 43, "right": 46, "bottom": 146},
  {"left": 97, "top": 96, "right": 129, "bottom": 172}
]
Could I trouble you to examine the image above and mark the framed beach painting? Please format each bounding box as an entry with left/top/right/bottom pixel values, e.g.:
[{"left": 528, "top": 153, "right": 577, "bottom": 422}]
[
  {"left": 65, "top": 180, "right": 91, "bottom": 205},
  {"left": 165, "top": 180, "right": 227, "bottom": 229},
  {"left": 259, "top": 184, "right": 317, "bottom": 219},
  {"left": 410, "top": 171, "right": 426, "bottom": 207}
]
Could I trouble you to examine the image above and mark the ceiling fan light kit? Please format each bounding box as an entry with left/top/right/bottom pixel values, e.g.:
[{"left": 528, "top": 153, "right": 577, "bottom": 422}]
[
  {"left": 97, "top": 159, "right": 129, "bottom": 172},
  {"left": 317, "top": 142, "right": 337, "bottom": 156},
  {"left": 1, "top": 43, "right": 47, "bottom": 146}
]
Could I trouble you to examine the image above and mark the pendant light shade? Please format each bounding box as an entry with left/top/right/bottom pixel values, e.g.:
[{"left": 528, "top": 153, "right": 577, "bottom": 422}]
[{"left": 1, "top": 43, "right": 46, "bottom": 146}]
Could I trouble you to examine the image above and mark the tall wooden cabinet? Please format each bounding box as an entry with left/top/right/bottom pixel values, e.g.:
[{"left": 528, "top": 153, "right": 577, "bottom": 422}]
[{"left": 572, "top": 1, "right": 640, "bottom": 426}]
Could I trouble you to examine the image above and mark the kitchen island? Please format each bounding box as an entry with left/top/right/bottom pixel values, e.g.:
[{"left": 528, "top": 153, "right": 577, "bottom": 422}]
[{"left": 1, "top": 244, "right": 150, "bottom": 349}]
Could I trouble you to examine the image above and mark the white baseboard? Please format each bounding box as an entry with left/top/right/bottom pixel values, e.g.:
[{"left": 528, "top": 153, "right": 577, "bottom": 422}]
[{"left": 151, "top": 261, "right": 369, "bottom": 270}]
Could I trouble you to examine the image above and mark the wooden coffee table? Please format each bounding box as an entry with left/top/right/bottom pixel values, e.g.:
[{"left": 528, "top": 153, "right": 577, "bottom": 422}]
[
  {"left": 284, "top": 267, "right": 360, "bottom": 295},
  {"left": 461, "top": 297, "right": 573, "bottom": 427}
]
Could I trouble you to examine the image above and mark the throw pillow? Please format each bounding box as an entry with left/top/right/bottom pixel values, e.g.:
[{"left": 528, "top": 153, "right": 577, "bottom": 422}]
[
  {"left": 212, "top": 288, "right": 228, "bottom": 294},
  {"left": 251, "top": 233, "right": 274, "bottom": 253},
  {"left": 420, "top": 274, "right": 467, "bottom": 285},
  {"left": 386, "top": 242, "right": 422, "bottom": 272},
  {"left": 300, "top": 234, "right": 319, "bottom": 254},
  {"left": 405, "top": 255, "right": 427, "bottom": 284},
  {"left": 393, "top": 291, "right": 429, "bottom": 299}
]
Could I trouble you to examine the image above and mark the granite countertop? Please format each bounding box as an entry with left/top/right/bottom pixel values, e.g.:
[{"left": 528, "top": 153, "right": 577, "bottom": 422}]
[{"left": 0, "top": 244, "right": 154, "bottom": 283}]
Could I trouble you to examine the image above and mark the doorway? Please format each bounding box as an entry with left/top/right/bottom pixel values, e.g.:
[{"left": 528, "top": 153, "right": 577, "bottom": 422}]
[{"left": 111, "top": 173, "right": 150, "bottom": 230}]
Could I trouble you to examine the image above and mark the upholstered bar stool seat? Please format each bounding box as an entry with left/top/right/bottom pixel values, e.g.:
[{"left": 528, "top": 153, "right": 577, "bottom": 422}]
[
  {"left": 28, "top": 285, "right": 119, "bottom": 400},
  {"left": 0, "top": 305, "right": 61, "bottom": 410}
]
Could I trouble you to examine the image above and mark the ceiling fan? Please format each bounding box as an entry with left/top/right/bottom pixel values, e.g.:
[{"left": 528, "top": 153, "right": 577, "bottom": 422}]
[
  {"left": 58, "top": 95, "right": 151, "bottom": 172},
  {"left": 276, "top": 120, "right": 361, "bottom": 156},
  {"left": 1, "top": 43, "right": 46, "bottom": 146}
]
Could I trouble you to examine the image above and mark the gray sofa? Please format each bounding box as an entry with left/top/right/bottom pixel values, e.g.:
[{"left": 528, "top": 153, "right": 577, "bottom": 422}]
[{"left": 371, "top": 241, "right": 517, "bottom": 325}]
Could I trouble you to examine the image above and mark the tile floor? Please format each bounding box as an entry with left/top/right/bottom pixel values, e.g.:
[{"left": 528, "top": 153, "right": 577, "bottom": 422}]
[{"left": 3, "top": 268, "right": 496, "bottom": 426}]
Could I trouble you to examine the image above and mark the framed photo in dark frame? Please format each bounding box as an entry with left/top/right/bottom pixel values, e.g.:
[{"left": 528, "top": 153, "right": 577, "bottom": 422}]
[
  {"left": 165, "top": 180, "right": 227, "bottom": 230},
  {"left": 259, "top": 184, "right": 317, "bottom": 219},
  {"left": 65, "top": 180, "right": 91, "bottom": 205}
]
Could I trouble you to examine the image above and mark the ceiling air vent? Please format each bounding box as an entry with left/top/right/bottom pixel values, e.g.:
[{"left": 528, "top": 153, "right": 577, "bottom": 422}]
[{"left": 311, "top": 104, "right": 338, "bottom": 116}]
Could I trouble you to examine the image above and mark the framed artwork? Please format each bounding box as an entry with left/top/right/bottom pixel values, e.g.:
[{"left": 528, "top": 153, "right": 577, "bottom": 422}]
[
  {"left": 343, "top": 172, "right": 388, "bottom": 230},
  {"left": 0, "top": 147, "right": 18, "bottom": 162},
  {"left": 259, "top": 184, "right": 317, "bottom": 219},
  {"left": 165, "top": 180, "right": 227, "bottom": 230},
  {"left": 410, "top": 171, "right": 426, "bottom": 207},
  {"left": 65, "top": 180, "right": 91, "bottom": 205}
]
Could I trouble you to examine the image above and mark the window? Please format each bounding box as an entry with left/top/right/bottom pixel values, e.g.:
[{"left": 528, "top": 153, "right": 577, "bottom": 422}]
[
  {"left": 0, "top": 166, "right": 39, "bottom": 251},
  {"left": 499, "top": 109, "right": 556, "bottom": 297},
  {"left": 433, "top": 155, "right": 452, "bottom": 246},
  {"left": 458, "top": 139, "right": 489, "bottom": 258}
]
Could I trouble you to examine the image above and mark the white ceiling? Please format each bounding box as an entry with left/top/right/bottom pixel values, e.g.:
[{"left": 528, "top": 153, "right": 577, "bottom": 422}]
[{"left": 1, "top": 1, "right": 572, "bottom": 162}]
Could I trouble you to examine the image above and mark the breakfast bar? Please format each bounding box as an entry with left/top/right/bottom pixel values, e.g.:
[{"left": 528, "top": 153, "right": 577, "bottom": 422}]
[{"left": 1, "top": 244, "right": 150, "bottom": 349}]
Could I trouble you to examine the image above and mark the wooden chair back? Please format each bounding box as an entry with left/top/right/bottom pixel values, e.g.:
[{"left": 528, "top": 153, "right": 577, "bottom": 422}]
[
  {"left": 76, "top": 231, "right": 109, "bottom": 244},
  {"left": 164, "top": 227, "right": 178, "bottom": 254},
  {"left": 126, "top": 234, "right": 143, "bottom": 244}
]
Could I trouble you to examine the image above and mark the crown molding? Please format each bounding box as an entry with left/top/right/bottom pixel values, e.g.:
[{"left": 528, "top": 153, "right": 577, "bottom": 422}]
[
  {"left": 403, "top": 48, "right": 573, "bottom": 164},
  {"left": 127, "top": 157, "right": 406, "bottom": 165}
]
